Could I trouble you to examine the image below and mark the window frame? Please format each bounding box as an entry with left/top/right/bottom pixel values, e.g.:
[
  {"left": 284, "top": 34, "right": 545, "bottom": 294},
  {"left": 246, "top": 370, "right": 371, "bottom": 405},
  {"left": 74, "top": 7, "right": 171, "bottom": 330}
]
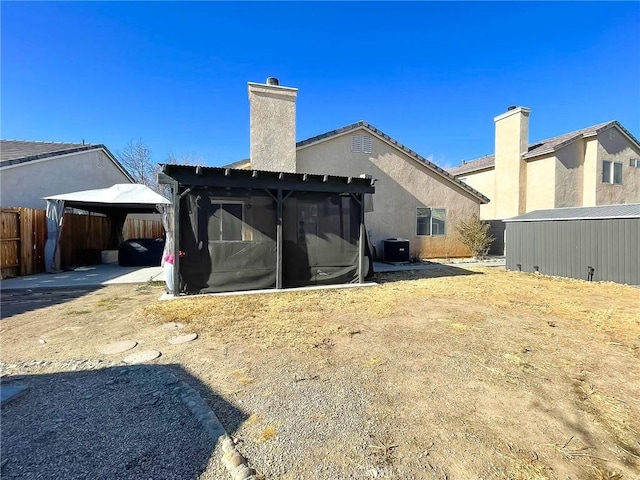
[
  {"left": 416, "top": 207, "right": 446, "bottom": 237},
  {"left": 602, "top": 160, "right": 623, "bottom": 185},
  {"left": 210, "top": 200, "right": 245, "bottom": 242}
]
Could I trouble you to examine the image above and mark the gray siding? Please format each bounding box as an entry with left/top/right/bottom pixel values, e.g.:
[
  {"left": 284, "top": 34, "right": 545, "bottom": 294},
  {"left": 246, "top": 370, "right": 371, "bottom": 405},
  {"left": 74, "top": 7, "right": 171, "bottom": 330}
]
[{"left": 506, "top": 218, "right": 639, "bottom": 285}]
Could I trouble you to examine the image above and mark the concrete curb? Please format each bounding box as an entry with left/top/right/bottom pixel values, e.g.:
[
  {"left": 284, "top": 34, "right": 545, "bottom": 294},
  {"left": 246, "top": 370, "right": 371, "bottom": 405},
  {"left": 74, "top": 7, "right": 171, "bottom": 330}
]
[{"left": 160, "top": 369, "right": 257, "bottom": 480}]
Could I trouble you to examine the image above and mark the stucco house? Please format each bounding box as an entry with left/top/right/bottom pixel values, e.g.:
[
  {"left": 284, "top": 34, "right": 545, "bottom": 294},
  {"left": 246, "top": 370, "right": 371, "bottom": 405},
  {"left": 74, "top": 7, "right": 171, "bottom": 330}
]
[
  {"left": 447, "top": 107, "right": 640, "bottom": 252},
  {"left": 1, "top": 140, "right": 134, "bottom": 210},
  {"left": 229, "top": 78, "right": 489, "bottom": 259}
]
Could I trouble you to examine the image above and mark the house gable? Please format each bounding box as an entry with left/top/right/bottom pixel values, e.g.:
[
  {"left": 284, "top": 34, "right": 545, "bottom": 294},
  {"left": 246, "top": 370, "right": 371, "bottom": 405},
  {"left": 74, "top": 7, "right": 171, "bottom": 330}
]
[
  {"left": 449, "top": 121, "right": 640, "bottom": 177},
  {"left": 0, "top": 143, "right": 135, "bottom": 210},
  {"left": 295, "top": 126, "right": 486, "bottom": 257},
  {"left": 0, "top": 140, "right": 134, "bottom": 182},
  {"left": 296, "top": 121, "right": 489, "bottom": 204}
]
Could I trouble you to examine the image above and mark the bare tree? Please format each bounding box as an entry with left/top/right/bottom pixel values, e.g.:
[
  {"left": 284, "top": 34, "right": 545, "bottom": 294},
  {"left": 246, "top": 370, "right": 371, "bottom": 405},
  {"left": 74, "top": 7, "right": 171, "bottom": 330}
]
[
  {"left": 165, "top": 152, "right": 206, "bottom": 166},
  {"left": 117, "top": 140, "right": 160, "bottom": 191}
]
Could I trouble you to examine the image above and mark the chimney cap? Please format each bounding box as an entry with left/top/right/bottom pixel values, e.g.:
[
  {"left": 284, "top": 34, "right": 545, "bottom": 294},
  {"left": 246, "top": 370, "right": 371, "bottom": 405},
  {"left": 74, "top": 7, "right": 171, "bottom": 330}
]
[
  {"left": 266, "top": 77, "right": 279, "bottom": 86},
  {"left": 507, "top": 105, "right": 517, "bottom": 111}
]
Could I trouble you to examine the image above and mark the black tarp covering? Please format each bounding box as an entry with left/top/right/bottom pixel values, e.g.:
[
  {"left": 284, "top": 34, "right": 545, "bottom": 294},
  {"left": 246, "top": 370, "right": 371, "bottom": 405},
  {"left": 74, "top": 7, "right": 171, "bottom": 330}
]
[
  {"left": 118, "top": 238, "right": 165, "bottom": 267},
  {"left": 178, "top": 188, "right": 367, "bottom": 294},
  {"left": 282, "top": 193, "right": 360, "bottom": 287},
  {"left": 179, "top": 188, "right": 277, "bottom": 294}
]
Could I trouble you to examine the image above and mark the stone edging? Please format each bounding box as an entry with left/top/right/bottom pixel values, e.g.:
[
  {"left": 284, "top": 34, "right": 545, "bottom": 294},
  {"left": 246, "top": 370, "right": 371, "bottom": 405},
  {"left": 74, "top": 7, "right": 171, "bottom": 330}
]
[{"left": 161, "top": 369, "right": 257, "bottom": 480}]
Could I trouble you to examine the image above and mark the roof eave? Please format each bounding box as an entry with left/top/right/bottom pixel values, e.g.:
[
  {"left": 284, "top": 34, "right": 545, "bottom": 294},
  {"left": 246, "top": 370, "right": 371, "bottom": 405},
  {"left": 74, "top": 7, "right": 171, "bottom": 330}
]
[{"left": 450, "top": 164, "right": 495, "bottom": 176}]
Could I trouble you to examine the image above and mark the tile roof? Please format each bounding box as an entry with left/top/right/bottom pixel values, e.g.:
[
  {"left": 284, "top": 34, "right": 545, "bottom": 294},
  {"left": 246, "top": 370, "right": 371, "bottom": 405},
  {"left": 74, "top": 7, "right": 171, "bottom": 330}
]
[
  {"left": 448, "top": 120, "right": 640, "bottom": 176},
  {"left": 522, "top": 121, "right": 612, "bottom": 159},
  {"left": 1, "top": 140, "right": 100, "bottom": 165},
  {"left": 448, "top": 154, "right": 495, "bottom": 176},
  {"left": 504, "top": 203, "right": 640, "bottom": 222},
  {"left": 227, "top": 121, "right": 490, "bottom": 203},
  {"left": 0, "top": 140, "right": 135, "bottom": 182}
]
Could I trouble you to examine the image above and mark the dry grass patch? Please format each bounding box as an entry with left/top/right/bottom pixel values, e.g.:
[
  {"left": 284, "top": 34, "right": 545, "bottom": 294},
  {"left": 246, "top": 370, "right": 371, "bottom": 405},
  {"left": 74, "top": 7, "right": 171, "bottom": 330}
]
[
  {"left": 261, "top": 425, "right": 277, "bottom": 442},
  {"left": 144, "top": 268, "right": 639, "bottom": 352},
  {"left": 143, "top": 286, "right": 404, "bottom": 349},
  {"left": 3, "top": 267, "right": 639, "bottom": 479}
]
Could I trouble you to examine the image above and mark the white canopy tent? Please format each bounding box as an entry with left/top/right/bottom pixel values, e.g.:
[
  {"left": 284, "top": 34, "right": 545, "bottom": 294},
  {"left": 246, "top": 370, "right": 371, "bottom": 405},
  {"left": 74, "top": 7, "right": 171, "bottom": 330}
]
[{"left": 43, "top": 184, "right": 171, "bottom": 273}]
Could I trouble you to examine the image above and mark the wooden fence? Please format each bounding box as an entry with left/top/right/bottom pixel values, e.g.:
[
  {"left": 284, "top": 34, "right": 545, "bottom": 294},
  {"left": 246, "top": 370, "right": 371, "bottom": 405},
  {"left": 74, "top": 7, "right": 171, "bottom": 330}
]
[
  {"left": 1, "top": 208, "right": 164, "bottom": 279},
  {"left": 1, "top": 208, "right": 47, "bottom": 278}
]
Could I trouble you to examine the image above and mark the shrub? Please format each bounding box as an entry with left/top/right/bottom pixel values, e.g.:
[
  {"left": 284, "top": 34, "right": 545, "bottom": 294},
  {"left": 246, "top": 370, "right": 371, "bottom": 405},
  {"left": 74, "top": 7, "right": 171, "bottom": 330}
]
[{"left": 455, "top": 214, "right": 494, "bottom": 259}]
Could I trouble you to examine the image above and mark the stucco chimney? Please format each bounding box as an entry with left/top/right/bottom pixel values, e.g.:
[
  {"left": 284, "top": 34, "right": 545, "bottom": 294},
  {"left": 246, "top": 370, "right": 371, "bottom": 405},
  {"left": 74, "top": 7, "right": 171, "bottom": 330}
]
[
  {"left": 248, "top": 78, "right": 298, "bottom": 173},
  {"left": 493, "top": 106, "right": 530, "bottom": 218}
]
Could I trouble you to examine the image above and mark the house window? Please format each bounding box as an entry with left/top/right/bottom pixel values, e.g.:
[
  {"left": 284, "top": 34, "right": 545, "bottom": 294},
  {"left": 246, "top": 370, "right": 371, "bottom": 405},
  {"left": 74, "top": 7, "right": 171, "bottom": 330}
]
[
  {"left": 351, "top": 135, "right": 373, "bottom": 154},
  {"left": 630, "top": 158, "right": 640, "bottom": 168},
  {"left": 417, "top": 207, "right": 446, "bottom": 236},
  {"left": 209, "top": 202, "right": 244, "bottom": 241},
  {"left": 602, "top": 161, "right": 622, "bottom": 184}
]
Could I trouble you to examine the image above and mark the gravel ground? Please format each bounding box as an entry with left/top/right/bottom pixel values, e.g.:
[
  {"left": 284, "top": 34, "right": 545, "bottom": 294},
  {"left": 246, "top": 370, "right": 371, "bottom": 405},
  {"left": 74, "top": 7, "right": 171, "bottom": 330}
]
[
  {"left": 224, "top": 357, "right": 430, "bottom": 480},
  {"left": 0, "top": 360, "right": 227, "bottom": 480}
]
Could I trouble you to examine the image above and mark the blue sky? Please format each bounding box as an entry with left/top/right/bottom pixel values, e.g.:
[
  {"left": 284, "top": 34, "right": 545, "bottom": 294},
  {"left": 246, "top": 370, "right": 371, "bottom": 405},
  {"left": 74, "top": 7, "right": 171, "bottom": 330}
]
[{"left": 2, "top": 1, "right": 639, "bottom": 169}]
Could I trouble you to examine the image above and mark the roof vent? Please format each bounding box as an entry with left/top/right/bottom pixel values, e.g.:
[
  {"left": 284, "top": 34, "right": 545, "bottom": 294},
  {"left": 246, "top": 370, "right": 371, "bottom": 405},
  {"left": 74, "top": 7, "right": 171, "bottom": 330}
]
[
  {"left": 507, "top": 105, "right": 517, "bottom": 111},
  {"left": 266, "top": 77, "right": 279, "bottom": 86}
]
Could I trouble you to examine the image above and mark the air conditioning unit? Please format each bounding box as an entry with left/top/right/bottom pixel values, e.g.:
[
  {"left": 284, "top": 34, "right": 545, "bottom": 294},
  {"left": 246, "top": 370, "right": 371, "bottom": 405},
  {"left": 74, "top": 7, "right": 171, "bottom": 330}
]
[{"left": 382, "top": 238, "right": 410, "bottom": 263}]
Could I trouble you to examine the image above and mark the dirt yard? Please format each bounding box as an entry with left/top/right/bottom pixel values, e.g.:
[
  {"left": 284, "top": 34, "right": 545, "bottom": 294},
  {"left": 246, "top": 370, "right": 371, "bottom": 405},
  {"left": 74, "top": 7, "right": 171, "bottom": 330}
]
[{"left": 1, "top": 267, "right": 639, "bottom": 479}]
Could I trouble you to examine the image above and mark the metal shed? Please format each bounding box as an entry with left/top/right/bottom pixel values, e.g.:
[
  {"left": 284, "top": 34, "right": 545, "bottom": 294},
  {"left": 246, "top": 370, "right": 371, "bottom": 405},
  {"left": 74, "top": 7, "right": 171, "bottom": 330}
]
[
  {"left": 504, "top": 204, "right": 640, "bottom": 285},
  {"left": 158, "top": 165, "right": 376, "bottom": 295}
]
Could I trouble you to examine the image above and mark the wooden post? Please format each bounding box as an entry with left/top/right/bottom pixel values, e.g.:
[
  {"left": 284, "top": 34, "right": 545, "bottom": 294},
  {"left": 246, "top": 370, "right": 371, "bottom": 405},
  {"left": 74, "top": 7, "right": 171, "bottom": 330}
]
[
  {"left": 358, "top": 194, "right": 366, "bottom": 284},
  {"left": 172, "top": 183, "right": 180, "bottom": 296},
  {"left": 276, "top": 189, "right": 283, "bottom": 289}
]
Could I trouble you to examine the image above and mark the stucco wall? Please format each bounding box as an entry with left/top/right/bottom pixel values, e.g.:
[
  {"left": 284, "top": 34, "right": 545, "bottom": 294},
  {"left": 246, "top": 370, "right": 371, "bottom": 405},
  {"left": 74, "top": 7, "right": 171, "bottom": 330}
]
[
  {"left": 582, "top": 138, "right": 599, "bottom": 206},
  {"left": 0, "top": 150, "right": 132, "bottom": 210},
  {"left": 524, "top": 154, "right": 556, "bottom": 212},
  {"left": 554, "top": 139, "right": 584, "bottom": 208},
  {"left": 248, "top": 83, "right": 297, "bottom": 173},
  {"left": 459, "top": 168, "right": 496, "bottom": 220},
  {"left": 494, "top": 108, "right": 529, "bottom": 218},
  {"left": 596, "top": 127, "right": 640, "bottom": 205},
  {"left": 296, "top": 128, "right": 482, "bottom": 258}
]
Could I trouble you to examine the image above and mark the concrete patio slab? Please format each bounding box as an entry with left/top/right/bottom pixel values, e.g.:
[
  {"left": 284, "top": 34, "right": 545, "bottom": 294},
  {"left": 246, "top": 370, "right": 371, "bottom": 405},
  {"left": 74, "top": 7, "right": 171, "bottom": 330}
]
[{"left": 0, "top": 264, "right": 163, "bottom": 291}]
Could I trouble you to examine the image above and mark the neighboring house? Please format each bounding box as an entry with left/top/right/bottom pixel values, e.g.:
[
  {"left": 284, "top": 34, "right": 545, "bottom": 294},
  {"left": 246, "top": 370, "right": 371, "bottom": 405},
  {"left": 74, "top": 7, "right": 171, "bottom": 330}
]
[
  {"left": 448, "top": 107, "right": 640, "bottom": 221},
  {"left": 229, "top": 78, "right": 489, "bottom": 259},
  {"left": 1, "top": 140, "right": 134, "bottom": 210}
]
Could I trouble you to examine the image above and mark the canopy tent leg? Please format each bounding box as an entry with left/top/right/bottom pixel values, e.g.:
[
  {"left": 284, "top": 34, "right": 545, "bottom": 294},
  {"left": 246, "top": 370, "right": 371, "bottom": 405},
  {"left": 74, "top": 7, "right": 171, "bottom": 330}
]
[
  {"left": 172, "top": 185, "right": 181, "bottom": 296},
  {"left": 44, "top": 199, "right": 66, "bottom": 273},
  {"left": 358, "top": 193, "right": 366, "bottom": 284},
  {"left": 106, "top": 210, "right": 128, "bottom": 250}
]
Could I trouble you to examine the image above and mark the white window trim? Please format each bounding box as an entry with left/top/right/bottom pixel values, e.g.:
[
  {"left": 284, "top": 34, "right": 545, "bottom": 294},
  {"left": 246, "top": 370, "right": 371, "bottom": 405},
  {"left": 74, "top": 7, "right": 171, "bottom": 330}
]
[
  {"left": 211, "top": 200, "right": 245, "bottom": 242},
  {"left": 416, "top": 207, "right": 446, "bottom": 237},
  {"left": 602, "top": 160, "right": 623, "bottom": 185}
]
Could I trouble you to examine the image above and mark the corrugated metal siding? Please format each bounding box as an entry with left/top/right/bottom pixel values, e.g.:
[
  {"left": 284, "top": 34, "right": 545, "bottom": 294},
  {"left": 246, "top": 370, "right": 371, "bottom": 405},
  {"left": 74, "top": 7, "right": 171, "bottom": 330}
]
[
  {"left": 506, "top": 218, "right": 639, "bottom": 285},
  {"left": 504, "top": 204, "right": 640, "bottom": 222}
]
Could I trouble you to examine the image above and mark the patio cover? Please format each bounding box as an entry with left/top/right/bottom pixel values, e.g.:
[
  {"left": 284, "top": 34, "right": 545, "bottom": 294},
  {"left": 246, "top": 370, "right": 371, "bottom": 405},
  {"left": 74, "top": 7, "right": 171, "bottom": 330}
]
[{"left": 43, "top": 184, "right": 170, "bottom": 272}]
